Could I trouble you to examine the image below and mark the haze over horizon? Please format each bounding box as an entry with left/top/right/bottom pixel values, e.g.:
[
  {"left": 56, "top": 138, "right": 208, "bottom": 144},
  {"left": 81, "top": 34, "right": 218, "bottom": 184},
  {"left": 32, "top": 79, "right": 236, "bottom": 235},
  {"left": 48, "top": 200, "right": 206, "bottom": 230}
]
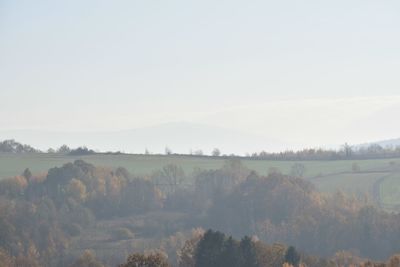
[{"left": 1, "top": 0, "right": 400, "bottom": 153}]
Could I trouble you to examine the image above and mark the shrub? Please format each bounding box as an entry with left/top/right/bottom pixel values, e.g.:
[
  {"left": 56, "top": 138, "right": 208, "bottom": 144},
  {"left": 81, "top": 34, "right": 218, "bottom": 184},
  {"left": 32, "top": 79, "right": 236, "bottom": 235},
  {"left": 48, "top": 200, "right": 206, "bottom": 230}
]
[{"left": 112, "top": 227, "right": 135, "bottom": 240}]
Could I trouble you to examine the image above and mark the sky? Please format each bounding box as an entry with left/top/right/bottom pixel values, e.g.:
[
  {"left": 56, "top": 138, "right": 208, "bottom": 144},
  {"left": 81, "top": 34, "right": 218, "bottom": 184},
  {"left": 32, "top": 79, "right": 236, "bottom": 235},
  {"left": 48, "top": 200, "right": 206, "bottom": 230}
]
[{"left": 1, "top": 0, "right": 400, "bottom": 152}]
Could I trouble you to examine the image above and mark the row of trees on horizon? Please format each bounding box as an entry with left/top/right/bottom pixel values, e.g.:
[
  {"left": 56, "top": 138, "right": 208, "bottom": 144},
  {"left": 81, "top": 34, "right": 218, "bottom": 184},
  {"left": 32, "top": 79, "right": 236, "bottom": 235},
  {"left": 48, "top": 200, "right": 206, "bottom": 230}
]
[{"left": 2, "top": 139, "right": 400, "bottom": 160}]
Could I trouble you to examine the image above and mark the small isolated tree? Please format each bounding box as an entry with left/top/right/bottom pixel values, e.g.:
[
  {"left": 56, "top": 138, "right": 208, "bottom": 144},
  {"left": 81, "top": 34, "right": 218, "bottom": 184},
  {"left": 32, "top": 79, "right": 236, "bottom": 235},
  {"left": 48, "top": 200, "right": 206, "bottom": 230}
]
[
  {"left": 119, "top": 252, "right": 171, "bottom": 267},
  {"left": 285, "top": 246, "right": 301, "bottom": 267},
  {"left": 165, "top": 147, "right": 172, "bottom": 155},
  {"left": 212, "top": 148, "right": 221, "bottom": 157}
]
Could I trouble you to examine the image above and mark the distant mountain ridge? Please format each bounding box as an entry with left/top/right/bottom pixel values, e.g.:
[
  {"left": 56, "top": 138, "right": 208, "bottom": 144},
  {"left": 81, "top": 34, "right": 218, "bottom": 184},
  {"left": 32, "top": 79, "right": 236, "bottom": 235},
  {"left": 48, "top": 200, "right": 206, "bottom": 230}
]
[{"left": 357, "top": 138, "right": 400, "bottom": 149}]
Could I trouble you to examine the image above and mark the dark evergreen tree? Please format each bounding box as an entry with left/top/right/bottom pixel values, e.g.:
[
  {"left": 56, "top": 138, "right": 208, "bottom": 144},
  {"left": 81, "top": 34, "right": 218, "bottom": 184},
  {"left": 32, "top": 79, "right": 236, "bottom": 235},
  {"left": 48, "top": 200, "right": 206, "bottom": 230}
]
[
  {"left": 285, "top": 246, "right": 301, "bottom": 266},
  {"left": 240, "top": 236, "right": 259, "bottom": 267},
  {"left": 220, "top": 236, "right": 241, "bottom": 267},
  {"left": 195, "top": 230, "right": 226, "bottom": 267}
]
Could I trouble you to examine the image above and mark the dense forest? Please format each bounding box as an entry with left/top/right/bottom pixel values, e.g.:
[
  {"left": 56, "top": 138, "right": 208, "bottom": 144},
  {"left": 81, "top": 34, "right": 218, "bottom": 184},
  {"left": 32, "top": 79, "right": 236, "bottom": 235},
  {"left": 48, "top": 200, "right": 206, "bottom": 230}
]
[{"left": 1, "top": 158, "right": 400, "bottom": 266}]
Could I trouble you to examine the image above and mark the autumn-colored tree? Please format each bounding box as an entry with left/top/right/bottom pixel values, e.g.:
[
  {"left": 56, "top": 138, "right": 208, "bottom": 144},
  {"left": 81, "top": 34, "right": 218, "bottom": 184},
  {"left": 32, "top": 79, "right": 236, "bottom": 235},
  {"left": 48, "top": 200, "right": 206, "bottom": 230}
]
[
  {"left": 119, "top": 252, "right": 170, "bottom": 267},
  {"left": 222, "top": 158, "right": 249, "bottom": 185},
  {"left": 178, "top": 228, "right": 204, "bottom": 267},
  {"left": 387, "top": 254, "right": 400, "bottom": 267},
  {"left": 152, "top": 164, "right": 185, "bottom": 195},
  {"left": 70, "top": 250, "right": 104, "bottom": 267},
  {"left": 0, "top": 249, "right": 14, "bottom": 267},
  {"left": 67, "top": 178, "right": 87, "bottom": 202},
  {"left": 0, "top": 176, "right": 27, "bottom": 198},
  {"left": 332, "top": 250, "right": 363, "bottom": 267},
  {"left": 14, "top": 254, "right": 41, "bottom": 267},
  {"left": 255, "top": 242, "right": 286, "bottom": 267}
]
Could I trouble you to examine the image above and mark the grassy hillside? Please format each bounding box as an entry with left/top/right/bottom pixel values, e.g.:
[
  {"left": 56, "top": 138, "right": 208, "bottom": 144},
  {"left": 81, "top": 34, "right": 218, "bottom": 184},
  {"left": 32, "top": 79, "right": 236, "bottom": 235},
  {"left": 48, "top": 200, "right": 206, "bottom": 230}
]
[
  {"left": 379, "top": 173, "right": 400, "bottom": 211},
  {"left": 313, "top": 172, "right": 386, "bottom": 195},
  {"left": 2, "top": 153, "right": 400, "bottom": 178}
]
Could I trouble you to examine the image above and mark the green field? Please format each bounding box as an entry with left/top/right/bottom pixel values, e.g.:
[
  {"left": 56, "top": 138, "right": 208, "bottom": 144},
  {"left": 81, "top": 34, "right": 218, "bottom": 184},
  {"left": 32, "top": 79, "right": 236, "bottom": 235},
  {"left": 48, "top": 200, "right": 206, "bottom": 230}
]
[
  {"left": 379, "top": 173, "right": 400, "bottom": 210},
  {"left": 313, "top": 172, "right": 387, "bottom": 195},
  {"left": 1, "top": 153, "right": 400, "bottom": 210},
  {"left": 2, "top": 153, "right": 400, "bottom": 178}
]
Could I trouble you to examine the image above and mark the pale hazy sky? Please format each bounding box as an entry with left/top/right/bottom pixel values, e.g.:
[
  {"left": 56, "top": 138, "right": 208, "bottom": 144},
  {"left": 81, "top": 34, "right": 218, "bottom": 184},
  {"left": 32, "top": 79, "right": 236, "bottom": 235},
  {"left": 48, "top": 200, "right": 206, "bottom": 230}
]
[{"left": 1, "top": 0, "right": 400, "bottom": 150}]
